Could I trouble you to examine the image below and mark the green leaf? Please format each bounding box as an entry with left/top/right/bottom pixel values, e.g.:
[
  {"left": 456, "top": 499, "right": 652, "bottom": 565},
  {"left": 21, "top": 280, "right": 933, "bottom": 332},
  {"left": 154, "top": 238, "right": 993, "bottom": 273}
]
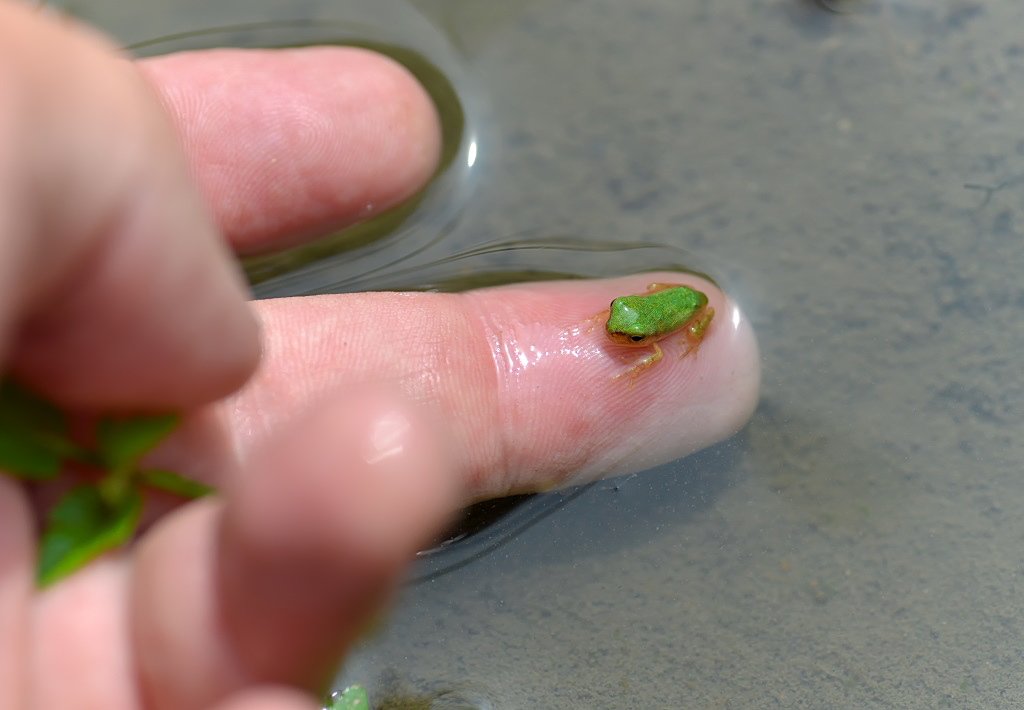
[
  {"left": 96, "top": 413, "right": 180, "bottom": 469},
  {"left": 0, "top": 428, "right": 63, "bottom": 480},
  {"left": 38, "top": 485, "right": 142, "bottom": 587},
  {"left": 139, "top": 469, "right": 214, "bottom": 499},
  {"left": 325, "top": 685, "right": 370, "bottom": 710},
  {"left": 0, "top": 379, "right": 80, "bottom": 479}
]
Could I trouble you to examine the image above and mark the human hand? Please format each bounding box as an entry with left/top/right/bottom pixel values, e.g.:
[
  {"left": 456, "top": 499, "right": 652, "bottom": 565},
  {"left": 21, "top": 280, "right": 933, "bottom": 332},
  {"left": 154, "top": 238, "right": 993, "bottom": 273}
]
[{"left": 0, "top": 4, "right": 758, "bottom": 709}]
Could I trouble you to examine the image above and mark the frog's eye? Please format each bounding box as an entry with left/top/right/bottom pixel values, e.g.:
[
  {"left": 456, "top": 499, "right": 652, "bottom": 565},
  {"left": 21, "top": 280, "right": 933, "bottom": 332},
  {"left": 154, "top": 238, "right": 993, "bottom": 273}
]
[{"left": 629, "top": 335, "right": 645, "bottom": 342}]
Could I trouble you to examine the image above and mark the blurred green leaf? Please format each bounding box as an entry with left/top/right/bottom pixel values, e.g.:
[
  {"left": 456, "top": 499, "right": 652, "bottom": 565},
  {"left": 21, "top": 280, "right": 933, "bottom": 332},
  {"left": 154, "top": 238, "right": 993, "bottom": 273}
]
[
  {"left": 0, "top": 379, "right": 81, "bottom": 479},
  {"left": 325, "top": 685, "right": 370, "bottom": 710},
  {"left": 96, "top": 413, "right": 180, "bottom": 469},
  {"left": 139, "top": 469, "right": 214, "bottom": 499},
  {"left": 0, "top": 429, "right": 64, "bottom": 479},
  {"left": 0, "top": 379, "right": 64, "bottom": 431},
  {"left": 38, "top": 485, "right": 142, "bottom": 587}
]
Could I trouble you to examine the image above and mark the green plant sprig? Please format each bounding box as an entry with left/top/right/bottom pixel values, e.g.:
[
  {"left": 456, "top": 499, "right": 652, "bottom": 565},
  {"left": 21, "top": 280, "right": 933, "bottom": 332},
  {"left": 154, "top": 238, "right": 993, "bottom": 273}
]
[{"left": 0, "top": 379, "right": 212, "bottom": 587}]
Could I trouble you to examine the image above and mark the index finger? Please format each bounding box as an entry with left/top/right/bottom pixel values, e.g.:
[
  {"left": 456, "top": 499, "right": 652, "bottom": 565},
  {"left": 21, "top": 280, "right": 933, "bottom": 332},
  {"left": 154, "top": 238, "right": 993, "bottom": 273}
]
[{"left": 187, "top": 274, "right": 760, "bottom": 501}]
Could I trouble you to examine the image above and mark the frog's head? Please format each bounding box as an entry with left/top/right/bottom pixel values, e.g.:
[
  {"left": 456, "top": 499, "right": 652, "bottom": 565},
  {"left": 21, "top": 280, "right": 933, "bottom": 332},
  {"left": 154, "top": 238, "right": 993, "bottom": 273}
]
[{"left": 605, "top": 297, "right": 655, "bottom": 347}]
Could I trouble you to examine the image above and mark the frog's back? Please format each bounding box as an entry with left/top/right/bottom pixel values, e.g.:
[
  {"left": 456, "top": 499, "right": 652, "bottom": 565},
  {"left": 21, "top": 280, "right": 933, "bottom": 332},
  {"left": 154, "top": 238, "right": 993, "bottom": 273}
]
[{"left": 608, "top": 285, "right": 707, "bottom": 338}]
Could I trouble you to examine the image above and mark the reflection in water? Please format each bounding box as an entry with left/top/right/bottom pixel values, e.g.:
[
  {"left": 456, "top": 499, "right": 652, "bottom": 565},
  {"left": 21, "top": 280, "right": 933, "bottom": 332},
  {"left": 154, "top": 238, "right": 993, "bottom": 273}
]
[
  {"left": 411, "top": 485, "right": 594, "bottom": 586},
  {"left": 256, "top": 236, "right": 719, "bottom": 296}
]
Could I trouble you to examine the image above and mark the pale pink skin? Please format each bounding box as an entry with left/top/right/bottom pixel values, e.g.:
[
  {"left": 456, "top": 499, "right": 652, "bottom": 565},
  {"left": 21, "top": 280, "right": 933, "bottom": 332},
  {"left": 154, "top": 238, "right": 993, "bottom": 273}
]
[
  {"left": 231, "top": 275, "right": 758, "bottom": 501},
  {"left": 0, "top": 4, "right": 759, "bottom": 710}
]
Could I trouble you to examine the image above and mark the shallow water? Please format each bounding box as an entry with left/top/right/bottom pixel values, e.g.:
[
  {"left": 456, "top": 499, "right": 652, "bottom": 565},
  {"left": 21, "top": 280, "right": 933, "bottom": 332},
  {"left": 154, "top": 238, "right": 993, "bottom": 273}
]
[{"left": 63, "top": 0, "right": 1024, "bottom": 706}]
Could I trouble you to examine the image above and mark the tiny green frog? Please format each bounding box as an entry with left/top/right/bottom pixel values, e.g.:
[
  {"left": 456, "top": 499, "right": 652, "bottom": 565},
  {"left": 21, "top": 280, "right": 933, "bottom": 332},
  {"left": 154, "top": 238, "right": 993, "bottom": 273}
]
[{"left": 596, "top": 282, "right": 715, "bottom": 380}]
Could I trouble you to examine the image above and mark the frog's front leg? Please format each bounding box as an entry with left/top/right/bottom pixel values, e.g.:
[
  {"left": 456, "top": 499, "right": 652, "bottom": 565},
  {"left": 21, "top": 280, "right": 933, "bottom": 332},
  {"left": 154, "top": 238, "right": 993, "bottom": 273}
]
[{"left": 614, "top": 341, "right": 664, "bottom": 381}]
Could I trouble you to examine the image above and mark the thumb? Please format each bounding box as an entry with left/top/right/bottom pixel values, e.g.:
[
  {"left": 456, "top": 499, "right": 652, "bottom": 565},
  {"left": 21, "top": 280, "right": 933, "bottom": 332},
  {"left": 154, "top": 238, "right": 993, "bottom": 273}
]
[{"left": 132, "top": 388, "right": 455, "bottom": 709}]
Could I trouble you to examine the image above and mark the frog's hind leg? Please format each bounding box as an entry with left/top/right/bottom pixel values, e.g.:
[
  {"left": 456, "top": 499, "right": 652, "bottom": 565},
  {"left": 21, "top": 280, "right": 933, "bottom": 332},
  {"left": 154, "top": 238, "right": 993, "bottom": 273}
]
[
  {"left": 676, "top": 306, "right": 715, "bottom": 358},
  {"left": 644, "top": 282, "right": 685, "bottom": 294},
  {"left": 614, "top": 342, "right": 664, "bottom": 381}
]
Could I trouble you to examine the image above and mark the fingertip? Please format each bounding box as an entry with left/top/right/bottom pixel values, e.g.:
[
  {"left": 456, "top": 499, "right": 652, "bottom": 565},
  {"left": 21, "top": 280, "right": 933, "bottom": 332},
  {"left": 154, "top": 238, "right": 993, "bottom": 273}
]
[
  {"left": 593, "top": 278, "right": 761, "bottom": 476},
  {"left": 337, "top": 47, "right": 443, "bottom": 214},
  {"left": 578, "top": 276, "right": 761, "bottom": 478},
  {"left": 141, "top": 46, "right": 443, "bottom": 252},
  {"left": 710, "top": 293, "right": 762, "bottom": 438},
  {"left": 465, "top": 273, "right": 762, "bottom": 490},
  {"left": 8, "top": 244, "right": 261, "bottom": 409},
  {"left": 0, "top": 2, "right": 263, "bottom": 411}
]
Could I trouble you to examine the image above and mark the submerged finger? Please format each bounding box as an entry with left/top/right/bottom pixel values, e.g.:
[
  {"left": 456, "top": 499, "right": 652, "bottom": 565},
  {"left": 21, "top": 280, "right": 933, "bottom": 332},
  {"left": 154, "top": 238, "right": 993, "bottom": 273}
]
[{"left": 139, "top": 47, "right": 442, "bottom": 255}]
